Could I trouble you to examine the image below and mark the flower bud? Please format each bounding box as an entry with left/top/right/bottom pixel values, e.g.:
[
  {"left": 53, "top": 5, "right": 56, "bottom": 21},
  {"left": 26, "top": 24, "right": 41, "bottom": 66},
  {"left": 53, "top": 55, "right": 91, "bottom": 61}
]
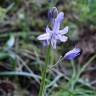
[
  {"left": 64, "top": 48, "right": 81, "bottom": 60},
  {"left": 48, "top": 7, "right": 58, "bottom": 21}
]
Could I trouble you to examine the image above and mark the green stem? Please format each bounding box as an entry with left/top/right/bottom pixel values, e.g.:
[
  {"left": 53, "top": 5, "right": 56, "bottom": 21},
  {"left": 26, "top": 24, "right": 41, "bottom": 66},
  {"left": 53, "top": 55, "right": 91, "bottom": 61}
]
[
  {"left": 71, "top": 60, "right": 76, "bottom": 80},
  {"left": 70, "top": 60, "right": 76, "bottom": 90},
  {"left": 72, "top": 55, "right": 96, "bottom": 89},
  {"left": 38, "top": 45, "right": 51, "bottom": 96}
]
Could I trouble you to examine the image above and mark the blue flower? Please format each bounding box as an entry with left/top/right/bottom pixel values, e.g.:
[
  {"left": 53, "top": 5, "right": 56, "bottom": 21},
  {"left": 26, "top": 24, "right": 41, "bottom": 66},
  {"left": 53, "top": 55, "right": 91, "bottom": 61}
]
[
  {"left": 64, "top": 48, "right": 81, "bottom": 60},
  {"left": 37, "top": 12, "right": 68, "bottom": 49}
]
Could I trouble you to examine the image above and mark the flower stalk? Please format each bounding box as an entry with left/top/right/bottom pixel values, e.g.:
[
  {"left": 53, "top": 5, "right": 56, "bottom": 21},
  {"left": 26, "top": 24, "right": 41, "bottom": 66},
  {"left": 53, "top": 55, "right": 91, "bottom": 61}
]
[
  {"left": 70, "top": 60, "right": 76, "bottom": 90},
  {"left": 38, "top": 44, "right": 51, "bottom": 96}
]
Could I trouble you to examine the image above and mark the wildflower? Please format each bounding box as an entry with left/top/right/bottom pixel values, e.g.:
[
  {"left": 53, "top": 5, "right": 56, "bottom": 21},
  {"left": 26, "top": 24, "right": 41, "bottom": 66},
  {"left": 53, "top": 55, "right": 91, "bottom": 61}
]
[
  {"left": 64, "top": 48, "right": 81, "bottom": 60},
  {"left": 37, "top": 12, "right": 68, "bottom": 49}
]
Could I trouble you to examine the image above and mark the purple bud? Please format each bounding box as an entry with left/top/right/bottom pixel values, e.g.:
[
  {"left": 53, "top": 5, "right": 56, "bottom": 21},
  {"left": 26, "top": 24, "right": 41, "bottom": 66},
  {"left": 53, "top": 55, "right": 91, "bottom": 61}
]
[
  {"left": 48, "top": 7, "right": 58, "bottom": 21},
  {"left": 64, "top": 48, "right": 81, "bottom": 60}
]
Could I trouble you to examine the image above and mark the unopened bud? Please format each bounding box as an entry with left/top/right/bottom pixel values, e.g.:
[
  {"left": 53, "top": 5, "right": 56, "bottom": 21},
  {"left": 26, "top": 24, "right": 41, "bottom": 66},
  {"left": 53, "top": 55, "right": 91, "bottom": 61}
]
[{"left": 48, "top": 7, "right": 58, "bottom": 21}]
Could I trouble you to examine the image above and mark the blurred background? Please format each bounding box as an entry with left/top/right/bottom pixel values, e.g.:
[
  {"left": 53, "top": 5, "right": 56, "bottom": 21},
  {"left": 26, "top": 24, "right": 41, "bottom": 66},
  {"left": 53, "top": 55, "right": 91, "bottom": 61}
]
[{"left": 0, "top": 0, "right": 96, "bottom": 96}]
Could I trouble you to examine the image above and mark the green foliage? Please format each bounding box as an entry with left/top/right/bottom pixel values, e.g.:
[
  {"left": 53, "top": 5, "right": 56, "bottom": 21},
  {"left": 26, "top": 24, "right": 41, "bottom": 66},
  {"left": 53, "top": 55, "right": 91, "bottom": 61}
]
[
  {"left": 76, "top": 0, "right": 96, "bottom": 24},
  {"left": 0, "top": 51, "right": 9, "bottom": 60},
  {"left": 51, "top": 89, "right": 96, "bottom": 96}
]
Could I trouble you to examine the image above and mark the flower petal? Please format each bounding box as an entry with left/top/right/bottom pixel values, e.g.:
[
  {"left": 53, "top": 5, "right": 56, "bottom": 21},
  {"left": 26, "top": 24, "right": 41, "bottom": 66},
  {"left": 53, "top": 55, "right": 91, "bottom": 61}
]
[
  {"left": 53, "top": 12, "right": 64, "bottom": 31},
  {"left": 42, "top": 40, "right": 50, "bottom": 46},
  {"left": 37, "top": 33, "right": 50, "bottom": 40},
  {"left": 46, "top": 26, "right": 52, "bottom": 33},
  {"left": 51, "top": 38, "right": 57, "bottom": 49},
  {"left": 55, "top": 12, "right": 64, "bottom": 23},
  {"left": 59, "top": 26, "right": 69, "bottom": 34},
  {"left": 64, "top": 48, "right": 81, "bottom": 60},
  {"left": 58, "top": 35, "right": 68, "bottom": 42}
]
